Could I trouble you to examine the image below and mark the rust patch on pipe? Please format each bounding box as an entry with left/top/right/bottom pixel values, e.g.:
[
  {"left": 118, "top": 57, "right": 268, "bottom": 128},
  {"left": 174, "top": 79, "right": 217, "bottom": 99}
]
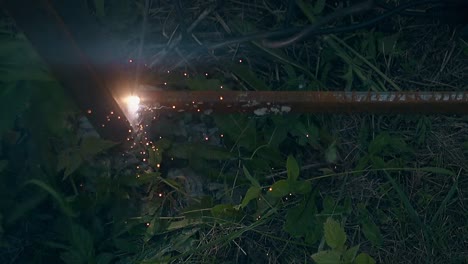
[{"left": 137, "top": 91, "right": 468, "bottom": 114}]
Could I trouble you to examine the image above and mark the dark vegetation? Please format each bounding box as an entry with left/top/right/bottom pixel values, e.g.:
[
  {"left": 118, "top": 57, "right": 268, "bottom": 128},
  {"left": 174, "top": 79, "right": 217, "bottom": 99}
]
[{"left": 0, "top": 0, "right": 467, "bottom": 263}]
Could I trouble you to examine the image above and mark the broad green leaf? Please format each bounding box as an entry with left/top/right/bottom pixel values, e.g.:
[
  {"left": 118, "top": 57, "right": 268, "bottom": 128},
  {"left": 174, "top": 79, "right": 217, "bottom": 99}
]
[
  {"left": 6, "top": 192, "right": 47, "bottom": 225},
  {"left": 286, "top": 155, "right": 300, "bottom": 182},
  {"left": 240, "top": 186, "right": 261, "bottom": 208},
  {"left": 354, "top": 253, "right": 375, "bottom": 264},
  {"left": 284, "top": 194, "right": 321, "bottom": 244},
  {"left": 311, "top": 250, "right": 341, "bottom": 264},
  {"left": 361, "top": 218, "right": 382, "bottom": 247},
  {"left": 368, "top": 133, "right": 389, "bottom": 154},
  {"left": 243, "top": 165, "right": 260, "bottom": 188},
  {"left": 343, "top": 245, "right": 360, "bottom": 263},
  {"left": 325, "top": 142, "right": 338, "bottom": 164},
  {"left": 265, "top": 124, "right": 288, "bottom": 148},
  {"left": 69, "top": 223, "right": 95, "bottom": 260},
  {"left": 211, "top": 204, "right": 243, "bottom": 221},
  {"left": 322, "top": 196, "right": 335, "bottom": 212},
  {"left": 357, "top": 204, "right": 383, "bottom": 247},
  {"left": 79, "top": 137, "right": 117, "bottom": 157},
  {"left": 324, "top": 217, "right": 346, "bottom": 250},
  {"left": 144, "top": 217, "right": 159, "bottom": 242},
  {"left": 214, "top": 115, "right": 256, "bottom": 150},
  {"left": 58, "top": 151, "right": 83, "bottom": 180},
  {"left": 153, "top": 138, "right": 172, "bottom": 149},
  {"left": 25, "top": 179, "right": 76, "bottom": 217},
  {"left": 268, "top": 180, "right": 290, "bottom": 198},
  {"left": 290, "top": 180, "right": 312, "bottom": 194},
  {"left": 370, "top": 156, "right": 386, "bottom": 169}
]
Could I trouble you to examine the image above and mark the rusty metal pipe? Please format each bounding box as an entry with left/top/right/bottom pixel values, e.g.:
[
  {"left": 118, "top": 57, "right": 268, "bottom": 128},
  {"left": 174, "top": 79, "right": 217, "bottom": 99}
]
[{"left": 137, "top": 91, "right": 468, "bottom": 114}]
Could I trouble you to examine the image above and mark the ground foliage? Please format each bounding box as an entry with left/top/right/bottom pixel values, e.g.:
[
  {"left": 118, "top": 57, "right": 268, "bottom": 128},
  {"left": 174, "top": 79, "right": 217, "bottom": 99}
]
[{"left": 0, "top": 0, "right": 468, "bottom": 263}]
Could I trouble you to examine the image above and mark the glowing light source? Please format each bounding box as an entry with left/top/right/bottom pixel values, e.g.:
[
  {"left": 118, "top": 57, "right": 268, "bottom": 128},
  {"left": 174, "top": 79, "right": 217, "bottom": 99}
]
[
  {"left": 126, "top": 95, "right": 140, "bottom": 108},
  {"left": 124, "top": 95, "right": 141, "bottom": 126}
]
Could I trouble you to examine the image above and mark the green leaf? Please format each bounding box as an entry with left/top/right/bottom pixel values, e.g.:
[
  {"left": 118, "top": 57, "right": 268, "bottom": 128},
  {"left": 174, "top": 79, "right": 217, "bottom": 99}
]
[
  {"left": 325, "top": 142, "right": 338, "bottom": 164},
  {"left": 370, "top": 155, "right": 386, "bottom": 169},
  {"left": 268, "top": 180, "right": 290, "bottom": 198},
  {"left": 144, "top": 217, "right": 160, "bottom": 242},
  {"left": 357, "top": 204, "right": 383, "bottom": 247},
  {"left": 25, "top": 179, "right": 76, "bottom": 217},
  {"left": 324, "top": 217, "right": 346, "bottom": 250},
  {"left": 354, "top": 253, "right": 375, "bottom": 264},
  {"left": 240, "top": 186, "right": 261, "bottom": 209},
  {"left": 211, "top": 204, "right": 243, "bottom": 221},
  {"left": 311, "top": 250, "right": 341, "bottom": 264},
  {"left": 343, "top": 245, "right": 360, "bottom": 263},
  {"left": 58, "top": 151, "right": 83, "bottom": 180},
  {"left": 361, "top": 218, "right": 383, "bottom": 247},
  {"left": 322, "top": 196, "right": 335, "bottom": 212},
  {"left": 79, "top": 137, "right": 117, "bottom": 157},
  {"left": 214, "top": 115, "right": 255, "bottom": 150},
  {"left": 69, "top": 223, "right": 95, "bottom": 260},
  {"left": 153, "top": 138, "right": 172, "bottom": 149},
  {"left": 6, "top": 192, "right": 47, "bottom": 225},
  {"left": 284, "top": 194, "right": 321, "bottom": 244},
  {"left": 243, "top": 165, "right": 260, "bottom": 188},
  {"left": 290, "top": 180, "right": 312, "bottom": 194},
  {"left": 368, "top": 133, "right": 389, "bottom": 154},
  {"left": 286, "top": 155, "right": 300, "bottom": 182}
]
